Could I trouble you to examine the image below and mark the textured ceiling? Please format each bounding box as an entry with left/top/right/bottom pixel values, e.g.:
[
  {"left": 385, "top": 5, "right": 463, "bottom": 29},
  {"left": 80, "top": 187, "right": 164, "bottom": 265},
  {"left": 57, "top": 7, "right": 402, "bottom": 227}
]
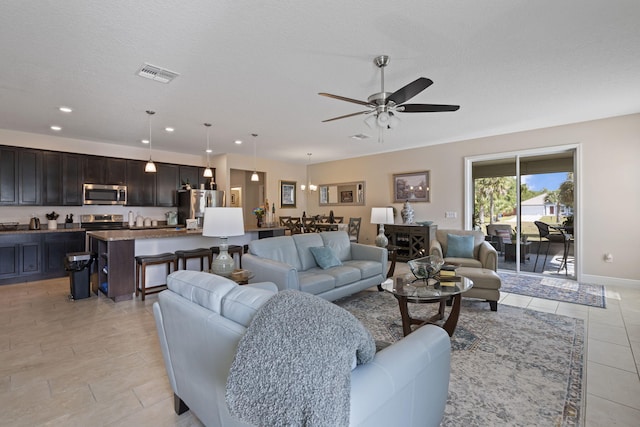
[{"left": 1, "top": 0, "right": 639, "bottom": 164}]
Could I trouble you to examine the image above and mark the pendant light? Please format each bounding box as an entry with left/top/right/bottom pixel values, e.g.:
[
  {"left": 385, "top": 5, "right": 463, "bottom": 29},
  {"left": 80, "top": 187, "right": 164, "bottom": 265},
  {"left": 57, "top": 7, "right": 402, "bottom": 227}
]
[
  {"left": 300, "top": 153, "right": 317, "bottom": 192},
  {"left": 203, "top": 123, "right": 213, "bottom": 178},
  {"left": 144, "top": 110, "right": 157, "bottom": 173},
  {"left": 250, "top": 133, "right": 259, "bottom": 182}
]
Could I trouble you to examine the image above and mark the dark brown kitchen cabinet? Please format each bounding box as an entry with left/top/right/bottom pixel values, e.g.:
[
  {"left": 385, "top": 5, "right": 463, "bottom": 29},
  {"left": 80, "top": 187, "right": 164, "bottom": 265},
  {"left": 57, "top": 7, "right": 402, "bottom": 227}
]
[
  {"left": 0, "top": 146, "right": 18, "bottom": 205},
  {"left": 155, "top": 163, "right": 179, "bottom": 206},
  {"left": 84, "top": 156, "right": 127, "bottom": 185},
  {"left": 126, "top": 160, "right": 155, "bottom": 206},
  {"left": 179, "top": 165, "right": 199, "bottom": 189},
  {"left": 0, "top": 233, "right": 41, "bottom": 284},
  {"left": 42, "top": 231, "right": 85, "bottom": 278},
  {"left": 42, "top": 151, "right": 63, "bottom": 205},
  {"left": 62, "top": 153, "right": 84, "bottom": 205},
  {"left": 18, "top": 148, "right": 42, "bottom": 205}
]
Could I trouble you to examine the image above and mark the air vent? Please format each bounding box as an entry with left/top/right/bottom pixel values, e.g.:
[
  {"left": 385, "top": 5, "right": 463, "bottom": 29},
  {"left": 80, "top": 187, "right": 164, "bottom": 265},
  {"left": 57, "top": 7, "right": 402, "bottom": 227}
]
[
  {"left": 136, "top": 63, "right": 180, "bottom": 83},
  {"left": 350, "top": 133, "right": 370, "bottom": 140}
]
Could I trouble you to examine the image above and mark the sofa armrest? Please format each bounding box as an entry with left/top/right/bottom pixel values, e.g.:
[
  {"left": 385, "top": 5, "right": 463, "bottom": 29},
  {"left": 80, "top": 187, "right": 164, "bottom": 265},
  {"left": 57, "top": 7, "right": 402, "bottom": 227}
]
[
  {"left": 349, "top": 325, "right": 451, "bottom": 427},
  {"left": 351, "top": 243, "right": 387, "bottom": 265},
  {"left": 478, "top": 241, "right": 498, "bottom": 271},
  {"left": 242, "top": 253, "right": 300, "bottom": 291},
  {"left": 429, "top": 239, "right": 444, "bottom": 258}
]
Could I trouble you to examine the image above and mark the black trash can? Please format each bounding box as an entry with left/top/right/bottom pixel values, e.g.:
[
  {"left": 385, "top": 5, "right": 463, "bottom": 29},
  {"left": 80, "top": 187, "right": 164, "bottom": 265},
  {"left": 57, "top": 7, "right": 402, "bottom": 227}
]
[{"left": 65, "top": 252, "right": 95, "bottom": 300}]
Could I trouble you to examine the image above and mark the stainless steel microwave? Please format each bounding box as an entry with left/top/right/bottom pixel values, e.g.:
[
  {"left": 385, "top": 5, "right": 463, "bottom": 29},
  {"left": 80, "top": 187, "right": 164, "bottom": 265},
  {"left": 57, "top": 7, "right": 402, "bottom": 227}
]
[{"left": 83, "top": 184, "right": 127, "bottom": 205}]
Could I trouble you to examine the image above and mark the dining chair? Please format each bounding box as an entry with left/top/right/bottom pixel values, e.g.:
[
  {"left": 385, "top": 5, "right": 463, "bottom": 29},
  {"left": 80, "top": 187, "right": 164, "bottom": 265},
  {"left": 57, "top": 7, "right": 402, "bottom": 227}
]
[
  {"left": 347, "top": 217, "right": 361, "bottom": 242},
  {"left": 302, "top": 217, "right": 317, "bottom": 233}
]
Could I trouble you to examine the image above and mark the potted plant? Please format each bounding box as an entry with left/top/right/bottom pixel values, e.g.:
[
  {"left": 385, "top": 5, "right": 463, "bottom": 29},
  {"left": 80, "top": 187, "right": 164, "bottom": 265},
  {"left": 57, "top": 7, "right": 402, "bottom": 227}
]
[{"left": 46, "top": 211, "right": 59, "bottom": 230}]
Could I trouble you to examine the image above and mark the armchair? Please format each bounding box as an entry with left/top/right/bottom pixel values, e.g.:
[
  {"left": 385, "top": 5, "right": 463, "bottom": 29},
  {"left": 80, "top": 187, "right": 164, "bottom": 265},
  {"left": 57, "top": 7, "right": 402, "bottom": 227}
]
[{"left": 430, "top": 229, "right": 501, "bottom": 311}]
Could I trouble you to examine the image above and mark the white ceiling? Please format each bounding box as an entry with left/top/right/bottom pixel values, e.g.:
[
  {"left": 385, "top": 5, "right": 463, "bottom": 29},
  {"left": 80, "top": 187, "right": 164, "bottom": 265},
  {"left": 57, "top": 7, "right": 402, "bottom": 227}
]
[{"left": 1, "top": 0, "right": 639, "bottom": 164}]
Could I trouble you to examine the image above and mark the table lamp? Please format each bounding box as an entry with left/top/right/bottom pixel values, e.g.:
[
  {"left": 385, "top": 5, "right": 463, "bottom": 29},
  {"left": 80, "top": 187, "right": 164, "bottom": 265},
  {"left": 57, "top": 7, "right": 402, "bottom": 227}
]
[
  {"left": 371, "top": 207, "right": 394, "bottom": 247},
  {"left": 202, "top": 207, "right": 245, "bottom": 277}
]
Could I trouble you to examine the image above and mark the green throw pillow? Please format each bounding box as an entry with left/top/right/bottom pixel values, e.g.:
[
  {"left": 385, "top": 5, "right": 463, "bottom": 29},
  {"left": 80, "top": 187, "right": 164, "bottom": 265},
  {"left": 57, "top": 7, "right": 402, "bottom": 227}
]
[
  {"left": 446, "top": 234, "right": 474, "bottom": 258},
  {"left": 309, "top": 246, "right": 342, "bottom": 270}
]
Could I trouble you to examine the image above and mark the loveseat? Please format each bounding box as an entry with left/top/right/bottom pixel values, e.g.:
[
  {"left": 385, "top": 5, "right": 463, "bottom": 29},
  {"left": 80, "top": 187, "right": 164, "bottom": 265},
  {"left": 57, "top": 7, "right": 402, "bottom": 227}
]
[
  {"left": 153, "top": 270, "right": 451, "bottom": 427},
  {"left": 242, "top": 231, "right": 387, "bottom": 301}
]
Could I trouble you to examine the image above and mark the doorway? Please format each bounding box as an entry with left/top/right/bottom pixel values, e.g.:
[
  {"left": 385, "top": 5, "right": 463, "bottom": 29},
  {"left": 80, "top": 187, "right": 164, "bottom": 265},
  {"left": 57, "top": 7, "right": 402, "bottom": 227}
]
[
  {"left": 465, "top": 145, "right": 579, "bottom": 279},
  {"left": 230, "top": 169, "right": 265, "bottom": 226}
]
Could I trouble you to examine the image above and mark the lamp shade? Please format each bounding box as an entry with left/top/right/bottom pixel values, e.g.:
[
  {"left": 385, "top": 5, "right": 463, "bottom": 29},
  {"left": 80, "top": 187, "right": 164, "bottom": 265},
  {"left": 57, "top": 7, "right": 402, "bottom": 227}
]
[
  {"left": 202, "top": 207, "right": 245, "bottom": 237},
  {"left": 370, "top": 207, "right": 394, "bottom": 225}
]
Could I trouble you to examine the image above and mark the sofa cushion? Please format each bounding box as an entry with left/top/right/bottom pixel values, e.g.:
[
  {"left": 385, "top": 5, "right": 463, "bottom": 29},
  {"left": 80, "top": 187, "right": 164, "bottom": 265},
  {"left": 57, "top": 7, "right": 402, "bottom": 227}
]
[
  {"left": 320, "top": 231, "right": 352, "bottom": 262},
  {"left": 298, "top": 271, "right": 336, "bottom": 294},
  {"left": 292, "top": 233, "right": 325, "bottom": 270},
  {"left": 316, "top": 265, "right": 361, "bottom": 287},
  {"left": 343, "top": 260, "right": 381, "bottom": 279},
  {"left": 167, "top": 270, "right": 276, "bottom": 326},
  {"left": 446, "top": 233, "right": 474, "bottom": 258},
  {"left": 249, "top": 236, "right": 302, "bottom": 270},
  {"left": 309, "top": 246, "right": 343, "bottom": 270}
]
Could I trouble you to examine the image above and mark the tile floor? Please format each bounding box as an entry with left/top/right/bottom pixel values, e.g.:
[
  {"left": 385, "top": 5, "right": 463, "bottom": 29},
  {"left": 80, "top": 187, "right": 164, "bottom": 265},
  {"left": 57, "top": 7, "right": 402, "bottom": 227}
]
[{"left": 0, "top": 273, "right": 639, "bottom": 426}]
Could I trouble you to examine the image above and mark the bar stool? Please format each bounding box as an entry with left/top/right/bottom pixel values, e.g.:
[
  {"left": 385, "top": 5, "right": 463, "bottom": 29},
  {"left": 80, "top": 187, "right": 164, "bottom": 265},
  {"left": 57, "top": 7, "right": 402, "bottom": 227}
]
[
  {"left": 175, "top": 248, "right": 213, "bottom": 271},
  {"left": 210, "top": 245, "right": 244, "bottom": 269},
  {"left": 135, "top": 253, "right": 177, "bottom": 301}
]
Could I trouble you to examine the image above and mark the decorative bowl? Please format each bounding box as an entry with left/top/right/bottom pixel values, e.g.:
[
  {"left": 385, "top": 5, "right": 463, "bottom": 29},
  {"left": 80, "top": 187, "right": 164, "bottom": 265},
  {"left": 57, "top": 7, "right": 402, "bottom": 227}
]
[{"left": 408, "top": 255, "right": 444, "bottom": 280}]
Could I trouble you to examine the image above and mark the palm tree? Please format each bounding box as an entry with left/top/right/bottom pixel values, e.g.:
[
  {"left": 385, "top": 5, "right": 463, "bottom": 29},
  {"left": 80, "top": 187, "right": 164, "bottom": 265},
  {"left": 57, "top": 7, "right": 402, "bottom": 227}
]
[{"left": 474, "top": 177, "right": 512, "bottom": 226}]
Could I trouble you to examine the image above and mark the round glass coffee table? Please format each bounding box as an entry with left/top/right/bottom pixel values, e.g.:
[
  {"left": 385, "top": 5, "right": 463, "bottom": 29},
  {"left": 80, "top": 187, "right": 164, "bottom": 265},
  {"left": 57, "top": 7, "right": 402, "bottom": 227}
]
[{"left": 380, "top": 275, "right": 473, "bottom": 337}]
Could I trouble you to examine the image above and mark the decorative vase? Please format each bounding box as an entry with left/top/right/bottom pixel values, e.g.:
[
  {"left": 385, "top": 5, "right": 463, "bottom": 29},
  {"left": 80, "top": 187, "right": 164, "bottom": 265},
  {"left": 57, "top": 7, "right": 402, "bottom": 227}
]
[
  {"left": 401, "top": 200, "right": 415, "bottom": 224},
  {"left": 48, "top": 220, "right": 58, "bottom": 230},
  {"left": 257, "top": 216, "right": 263, "bottom": 228}
]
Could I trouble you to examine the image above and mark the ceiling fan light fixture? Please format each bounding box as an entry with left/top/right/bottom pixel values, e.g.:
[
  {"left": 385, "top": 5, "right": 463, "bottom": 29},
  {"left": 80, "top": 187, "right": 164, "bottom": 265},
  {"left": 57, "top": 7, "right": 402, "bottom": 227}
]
[
  {"left": 364, "top": 114, "right": 377, "bottom": 129},
  {"left": 388, "top": 112, "right": 400, "bottom": 129}
]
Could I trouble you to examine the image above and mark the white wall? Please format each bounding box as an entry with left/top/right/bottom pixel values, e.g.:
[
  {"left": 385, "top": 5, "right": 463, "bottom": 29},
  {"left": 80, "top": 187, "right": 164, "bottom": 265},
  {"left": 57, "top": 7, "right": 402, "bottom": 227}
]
[{"left": 307, "top": 113, "right": 640, "bottom": 285}]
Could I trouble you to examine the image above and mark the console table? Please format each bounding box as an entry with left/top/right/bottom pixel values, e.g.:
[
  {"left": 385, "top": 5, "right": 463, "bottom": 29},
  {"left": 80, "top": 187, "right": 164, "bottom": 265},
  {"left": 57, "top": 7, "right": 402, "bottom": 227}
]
[{"left": 383, "top": 224, "right": 437, "bottom": 262}]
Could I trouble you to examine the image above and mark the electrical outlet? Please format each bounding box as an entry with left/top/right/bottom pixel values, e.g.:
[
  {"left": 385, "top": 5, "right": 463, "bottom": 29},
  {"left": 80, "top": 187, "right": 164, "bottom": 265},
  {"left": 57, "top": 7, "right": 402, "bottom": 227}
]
[
  {"left": 445, "top": 211, "right": 457, "bottom": 219},
  {"left": 604, "top": 253, "right": 613, "bottom": 263}
]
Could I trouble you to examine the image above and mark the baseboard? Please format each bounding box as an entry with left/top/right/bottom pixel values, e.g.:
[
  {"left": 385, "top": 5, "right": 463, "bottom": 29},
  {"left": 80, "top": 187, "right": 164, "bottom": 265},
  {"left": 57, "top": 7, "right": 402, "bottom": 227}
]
[{"left": 580, "top": 274, "right": 640, "bottom": 288}]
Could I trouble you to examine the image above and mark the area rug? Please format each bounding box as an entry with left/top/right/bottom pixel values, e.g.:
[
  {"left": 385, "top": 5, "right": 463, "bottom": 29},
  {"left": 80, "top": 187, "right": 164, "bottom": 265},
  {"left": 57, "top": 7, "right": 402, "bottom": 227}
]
[
  {"left": 499, "top": 271, "right": 606, "bottom": 308},
  {"left": 336, "top": 291, "right": 585, "bottom": 427}
]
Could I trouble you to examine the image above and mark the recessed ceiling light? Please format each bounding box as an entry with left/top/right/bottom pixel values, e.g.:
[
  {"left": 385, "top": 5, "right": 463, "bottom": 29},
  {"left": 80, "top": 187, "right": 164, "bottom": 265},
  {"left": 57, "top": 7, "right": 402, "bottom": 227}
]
[
  {"left": 50, "top": 125, "right": 62, "bottom": 131},
  {"left": 58, "top": 106, "right": 73, "bottom": 113},
  {"left": 141, "top": 139, "right": 150, "bottom": 144},
  {"left": 206, "top": 149, "right": 212, "bottom": 153},
  {"left": 165, "top": 127, "right": 175, "bottom": 132},
  {"left": 234, "top": 140, "right": 243, "bottom": 145}
]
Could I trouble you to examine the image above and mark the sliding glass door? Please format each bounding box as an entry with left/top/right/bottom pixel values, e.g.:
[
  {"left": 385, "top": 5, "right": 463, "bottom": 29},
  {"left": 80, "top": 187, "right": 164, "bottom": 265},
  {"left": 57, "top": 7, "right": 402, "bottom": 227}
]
[{"left": 466, "top": 147, "right": 577, "bottom": 278}]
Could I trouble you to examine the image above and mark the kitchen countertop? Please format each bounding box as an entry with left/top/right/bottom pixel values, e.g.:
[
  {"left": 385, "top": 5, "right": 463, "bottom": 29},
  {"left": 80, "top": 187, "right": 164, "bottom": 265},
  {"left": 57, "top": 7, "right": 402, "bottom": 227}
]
[
  {"left": 87, "top": 226, "right": 286, "bottom": 241},
  {"left": 0, "top": 226, "right": 84, "bottom": 234}
]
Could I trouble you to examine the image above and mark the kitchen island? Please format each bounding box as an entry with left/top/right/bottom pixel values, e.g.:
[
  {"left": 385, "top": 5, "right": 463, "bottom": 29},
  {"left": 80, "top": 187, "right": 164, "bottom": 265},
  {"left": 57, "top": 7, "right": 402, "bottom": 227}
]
[{"left": 87, "top": 226, "right": 285, "bottom": 302}]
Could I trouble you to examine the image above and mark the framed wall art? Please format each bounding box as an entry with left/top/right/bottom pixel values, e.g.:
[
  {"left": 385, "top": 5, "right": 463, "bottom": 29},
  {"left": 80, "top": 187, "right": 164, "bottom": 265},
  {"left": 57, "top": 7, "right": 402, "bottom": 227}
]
[
  {"left": 393, "top": 171, "right": 430, "bottom": 203},
  {"left": 280, "top": 180, "right": 297, "bottom": 208}
]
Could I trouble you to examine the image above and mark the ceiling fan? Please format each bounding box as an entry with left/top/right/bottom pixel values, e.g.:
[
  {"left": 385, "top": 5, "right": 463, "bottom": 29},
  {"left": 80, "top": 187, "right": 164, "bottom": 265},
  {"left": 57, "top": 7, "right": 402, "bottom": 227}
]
[{"left": 319, "top": 55, "right": 459, "bottom": 131}]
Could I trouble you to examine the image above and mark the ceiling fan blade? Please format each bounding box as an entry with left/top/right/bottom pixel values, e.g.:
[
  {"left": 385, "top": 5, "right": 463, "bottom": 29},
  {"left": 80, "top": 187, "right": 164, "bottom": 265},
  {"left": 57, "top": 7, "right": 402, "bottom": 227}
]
[
  {"left": 387, "top": 78, "right": 433, "bottom": 105},
  {"left": 322, "top": 111, "right": 370, "bottom": 122},
  {"left": 318, "top": 93, "right": 371, "bottom": 107},
  {"left": 400, "top": 103, "right": 460, "bottom": 112}
]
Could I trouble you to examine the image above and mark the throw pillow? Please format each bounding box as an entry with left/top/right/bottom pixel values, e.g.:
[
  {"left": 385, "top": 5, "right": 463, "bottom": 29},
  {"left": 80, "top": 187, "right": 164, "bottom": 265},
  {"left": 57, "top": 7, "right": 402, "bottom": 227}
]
[
  {"left": 446, "top": 233, "right": 474, "bottom": 258},
  {"left": 309, "top": 246, "right": 342, "bottom": 270}
]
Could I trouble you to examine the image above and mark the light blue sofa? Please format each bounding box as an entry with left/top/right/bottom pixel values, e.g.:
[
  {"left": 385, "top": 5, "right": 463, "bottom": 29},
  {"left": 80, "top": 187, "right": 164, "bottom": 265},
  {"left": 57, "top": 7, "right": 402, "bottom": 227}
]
[
  {"left": 242, "top": 231, "right": 387, "bottom": 301},
  {"left": 153, "top": 270, "right": 451, "bottom": 427}
]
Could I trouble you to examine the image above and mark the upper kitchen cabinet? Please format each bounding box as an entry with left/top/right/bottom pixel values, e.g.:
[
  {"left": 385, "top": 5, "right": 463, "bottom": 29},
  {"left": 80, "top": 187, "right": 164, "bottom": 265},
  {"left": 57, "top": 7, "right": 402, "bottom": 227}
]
[
  {"left": 42, "top": 151, "right": 63, "bottom": 205},
  {"left": 84, "top": 156, "right": 127, "bottom": 185},
  {"left": 42, "top": 152, "right": 85, "bottom": 206},
  {"left": 179, "top": 165, "right": 199, "bottom": 189},
  {"left": 126, "top": 160, "right": 155, "bottom": 206},
  {"left": 155, "top": 163, "right": 179, "bottom": 207},
  {"left": 62, "top": 153, "right": 84, "bottom": 205},
  {"left": 0, "top": 146, "right": 18, "bottom": 205},
  {"left": 0, "top": 146, "right": 41, "bottom": 205},
  {"left": 18, "top": 148, "right": 42, "bottom": 205}
]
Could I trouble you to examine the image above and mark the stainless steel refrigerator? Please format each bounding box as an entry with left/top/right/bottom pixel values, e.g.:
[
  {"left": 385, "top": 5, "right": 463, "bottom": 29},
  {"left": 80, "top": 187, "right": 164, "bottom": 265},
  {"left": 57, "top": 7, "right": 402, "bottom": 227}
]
[{"left": 177, "top": 190, "right": 226, "bottom": 228}]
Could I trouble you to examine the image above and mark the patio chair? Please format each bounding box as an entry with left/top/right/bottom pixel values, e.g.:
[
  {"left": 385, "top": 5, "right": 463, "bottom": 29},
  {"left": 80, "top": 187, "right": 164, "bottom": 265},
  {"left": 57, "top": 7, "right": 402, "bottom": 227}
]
[{"left": 533, "top": 221, "right": 569, "bottom": 272}]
